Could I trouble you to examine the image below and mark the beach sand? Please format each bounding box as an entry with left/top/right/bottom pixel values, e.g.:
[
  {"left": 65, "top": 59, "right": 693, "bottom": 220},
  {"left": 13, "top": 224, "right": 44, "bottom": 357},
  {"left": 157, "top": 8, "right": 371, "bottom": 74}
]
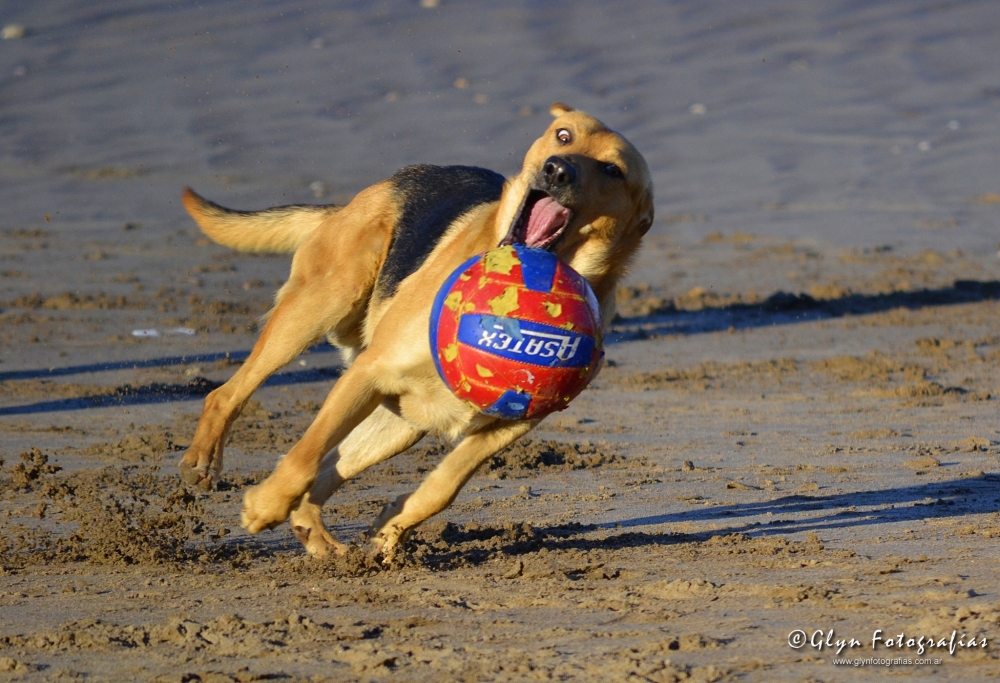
[{"left": 2, "top": 1, "right": 1000, "bottom": 680}]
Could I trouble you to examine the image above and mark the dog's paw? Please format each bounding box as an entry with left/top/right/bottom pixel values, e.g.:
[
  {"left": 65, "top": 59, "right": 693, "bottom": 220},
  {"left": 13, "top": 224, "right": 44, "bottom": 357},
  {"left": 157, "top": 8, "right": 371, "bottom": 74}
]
[
  {"left": 366, "top": 494, "right": 412, "bottom": 563},
  {"left": 178, "top": 461, "right": 218, "bottom": 491},
  {"left": 367, "top": 526, "right": 404, "bottom": 564},
  {"left": 240, "top": 482, "right": 299, "bottom": 534},
  {"left": 178, "top": 446, "right": 221, "bottom": 491},
  {"left": 291, "top": 520, "right": 348, "bottom": 558}
]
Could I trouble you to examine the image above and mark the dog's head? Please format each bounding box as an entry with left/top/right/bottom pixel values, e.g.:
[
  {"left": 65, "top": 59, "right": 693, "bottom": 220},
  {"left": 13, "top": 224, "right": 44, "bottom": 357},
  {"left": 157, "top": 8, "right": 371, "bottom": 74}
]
[{"left": 497, "top": 103, "right": 654, "bottom": 289}]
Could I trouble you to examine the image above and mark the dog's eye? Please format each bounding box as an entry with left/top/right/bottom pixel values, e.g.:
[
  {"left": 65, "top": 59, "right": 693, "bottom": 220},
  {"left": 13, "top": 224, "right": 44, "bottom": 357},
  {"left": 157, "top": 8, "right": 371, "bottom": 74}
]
[
  {"left": 555, "top": 128, "right": 572, "bottom": 145},
  {"left": 603, "top": 163, "right": 624, "bottom": 179}
]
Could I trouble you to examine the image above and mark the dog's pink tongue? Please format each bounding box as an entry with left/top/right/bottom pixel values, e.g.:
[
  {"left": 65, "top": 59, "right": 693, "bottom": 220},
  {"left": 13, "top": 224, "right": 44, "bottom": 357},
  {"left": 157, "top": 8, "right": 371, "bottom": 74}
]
[{"left": 525, "top": 196, "right": 569, "bottom": 247}]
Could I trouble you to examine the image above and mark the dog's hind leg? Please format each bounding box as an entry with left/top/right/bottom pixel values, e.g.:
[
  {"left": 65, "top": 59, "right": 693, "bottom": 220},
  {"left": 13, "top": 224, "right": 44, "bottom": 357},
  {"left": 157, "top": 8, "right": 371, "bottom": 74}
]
[
  {"left": 177, "top": 182, "right": 394, "bottom": 491},
  {"left": 289, "top": 406, "right": 425, "bottom": 556},
  {"left": 178, "top": 278, "right": 366, "bottom": 490},
  {"left": 368, "top": 419, "right": 537, "bottom": 561}
]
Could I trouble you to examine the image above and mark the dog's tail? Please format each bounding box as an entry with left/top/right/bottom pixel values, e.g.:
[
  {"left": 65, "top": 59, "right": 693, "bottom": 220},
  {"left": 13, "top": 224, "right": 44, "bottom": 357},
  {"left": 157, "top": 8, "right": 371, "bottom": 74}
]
[{"left": 181, "top": 187, "right": 343, "bottom": 253}]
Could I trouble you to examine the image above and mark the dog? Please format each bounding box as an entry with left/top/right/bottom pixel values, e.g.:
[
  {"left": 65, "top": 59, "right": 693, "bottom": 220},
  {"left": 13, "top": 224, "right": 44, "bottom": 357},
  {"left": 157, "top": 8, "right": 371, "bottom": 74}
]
[{"left": 178, "top": 103, "right": 653, "bottom": 560}]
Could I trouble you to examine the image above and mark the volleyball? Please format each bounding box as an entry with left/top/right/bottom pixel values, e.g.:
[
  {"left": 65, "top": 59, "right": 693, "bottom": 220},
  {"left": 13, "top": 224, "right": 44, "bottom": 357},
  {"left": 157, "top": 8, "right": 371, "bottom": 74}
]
[{"left": 429, "top": 245, "right": 603, "bottom": 420}]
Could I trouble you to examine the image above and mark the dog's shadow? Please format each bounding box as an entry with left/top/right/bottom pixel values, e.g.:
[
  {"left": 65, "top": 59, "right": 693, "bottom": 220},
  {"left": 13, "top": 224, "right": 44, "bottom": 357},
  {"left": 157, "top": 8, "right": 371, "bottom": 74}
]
[
  {"left": 196, "top": 473, "right": 997, "bottom": 573},
  {"left": 350, "top": 474, "right": 1000, "bottom": 571}
]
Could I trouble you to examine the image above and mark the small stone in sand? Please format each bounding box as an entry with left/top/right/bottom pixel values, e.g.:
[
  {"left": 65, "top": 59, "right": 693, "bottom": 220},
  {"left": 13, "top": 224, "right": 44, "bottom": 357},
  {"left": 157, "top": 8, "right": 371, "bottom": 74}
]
[{"left": 2, "top": 24, "right": 26, "bottom": 40}]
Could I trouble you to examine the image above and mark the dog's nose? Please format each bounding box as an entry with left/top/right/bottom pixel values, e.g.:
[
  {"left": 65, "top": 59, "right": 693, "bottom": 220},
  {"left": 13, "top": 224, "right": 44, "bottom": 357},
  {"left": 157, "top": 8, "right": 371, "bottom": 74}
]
[{"left": 543, "top": 156, "right": 576, "bottom": 189}]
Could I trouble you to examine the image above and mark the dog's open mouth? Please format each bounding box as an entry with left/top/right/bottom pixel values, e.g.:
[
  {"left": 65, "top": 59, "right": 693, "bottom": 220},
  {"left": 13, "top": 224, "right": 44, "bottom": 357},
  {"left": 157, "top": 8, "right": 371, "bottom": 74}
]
[{"left": 501, "top": 189, "right": 571, "bottom": 251}]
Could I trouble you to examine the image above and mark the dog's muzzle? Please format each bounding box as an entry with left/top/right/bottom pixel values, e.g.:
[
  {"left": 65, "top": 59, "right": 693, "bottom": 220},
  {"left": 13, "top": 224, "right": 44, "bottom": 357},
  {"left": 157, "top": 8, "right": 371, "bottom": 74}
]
[{"left": 501, "top": 156, "right": 576, "bottom": 251}]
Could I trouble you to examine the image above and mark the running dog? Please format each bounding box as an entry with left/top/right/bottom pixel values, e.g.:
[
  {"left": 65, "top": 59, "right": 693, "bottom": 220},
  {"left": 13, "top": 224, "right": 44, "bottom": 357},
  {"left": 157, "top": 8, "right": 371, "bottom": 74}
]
[{"left": 178, "top": 103, "right": 653, "bottom": 560}]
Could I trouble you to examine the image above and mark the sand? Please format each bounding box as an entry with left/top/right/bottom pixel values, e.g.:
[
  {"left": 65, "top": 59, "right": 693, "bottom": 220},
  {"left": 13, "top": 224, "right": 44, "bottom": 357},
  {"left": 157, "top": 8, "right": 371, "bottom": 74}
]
[{"left": 2, "top": 1, "right": 1000, "bottom": 681}]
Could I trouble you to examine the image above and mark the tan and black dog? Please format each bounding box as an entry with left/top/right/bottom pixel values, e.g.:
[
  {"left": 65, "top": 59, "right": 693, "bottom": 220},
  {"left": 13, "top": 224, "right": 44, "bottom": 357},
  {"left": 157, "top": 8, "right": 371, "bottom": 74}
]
[{"left": 179, "top": 103, "right": 653, "bottom": 560}]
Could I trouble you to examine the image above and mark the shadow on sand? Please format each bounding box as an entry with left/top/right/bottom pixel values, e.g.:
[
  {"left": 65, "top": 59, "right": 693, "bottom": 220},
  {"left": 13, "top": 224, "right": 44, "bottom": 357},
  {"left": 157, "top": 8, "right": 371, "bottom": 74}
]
[
  {"left": 2, "top": 279, "right": 999, "bottom": 416},
  {"left": 0, "top": 345, "right": 340, "bottom": 416},
  {"left": 402, "top": 475, "right": 1000, "bottom": 568},
  {"left": 608, "top": 278, "right": 1000, "bottom": 341}
]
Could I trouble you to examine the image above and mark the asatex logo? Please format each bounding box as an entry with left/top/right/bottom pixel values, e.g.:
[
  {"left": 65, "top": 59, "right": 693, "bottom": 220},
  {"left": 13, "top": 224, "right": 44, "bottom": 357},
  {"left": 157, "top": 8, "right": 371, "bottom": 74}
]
[{"left": 457, "top": 314, "right": 594, "bottom": 367}]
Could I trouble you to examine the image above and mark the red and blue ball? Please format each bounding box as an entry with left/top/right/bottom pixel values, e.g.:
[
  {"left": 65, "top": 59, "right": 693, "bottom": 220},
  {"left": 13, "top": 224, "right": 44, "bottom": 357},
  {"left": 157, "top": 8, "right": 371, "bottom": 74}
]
[{"left": 429, "top": 245, "right": 603, "bottom": 420}]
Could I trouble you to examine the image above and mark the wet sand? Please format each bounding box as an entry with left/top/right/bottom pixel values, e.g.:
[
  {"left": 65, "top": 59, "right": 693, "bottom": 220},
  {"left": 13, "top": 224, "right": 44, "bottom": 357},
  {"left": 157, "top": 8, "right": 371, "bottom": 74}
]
[{"left": 3, "top": 2, "right": 1000, "bottom": 681}]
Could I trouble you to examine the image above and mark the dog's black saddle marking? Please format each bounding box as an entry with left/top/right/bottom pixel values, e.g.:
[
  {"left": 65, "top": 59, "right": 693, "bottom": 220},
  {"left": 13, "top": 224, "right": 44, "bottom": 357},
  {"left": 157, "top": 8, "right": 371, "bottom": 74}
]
[{"left": 376, "top": 165, "right": 505, "bottom": 298}]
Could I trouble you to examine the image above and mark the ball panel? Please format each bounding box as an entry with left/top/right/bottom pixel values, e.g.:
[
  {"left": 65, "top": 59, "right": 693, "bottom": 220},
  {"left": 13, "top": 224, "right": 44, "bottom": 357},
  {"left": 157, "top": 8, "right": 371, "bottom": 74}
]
[
  {"left": 482, "top": 389, "right": 532, "bottom": 420},
  {"left": 551, "top": 259, "right": 601, "bottom": 308},
  {"left": 455, "top": 343, "right": 589, "bottom": 396},
  {"left": 502, "top": 292, "right": 600, "bottom": 338},
  {"left": 515, "top": 246, "right": 559, "bottom": 292},
  {"left": 429, "top": 253, "right": 482, "bottom": 384}
]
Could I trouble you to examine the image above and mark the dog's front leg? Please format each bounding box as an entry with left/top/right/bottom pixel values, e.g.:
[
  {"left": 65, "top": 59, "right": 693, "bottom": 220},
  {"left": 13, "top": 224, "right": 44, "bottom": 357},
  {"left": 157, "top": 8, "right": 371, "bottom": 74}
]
[
  {"left": 368, "top": 419, "right": 537, "bottom": 561},
  {"left": 241, "top": 357, "right": 384, "bottom": 534},
  {"left": 289, "top": 406, "right": 425, "bottom": 556},
  {"left": 179, "top": 275, "right": 364, "bottom": 490}
]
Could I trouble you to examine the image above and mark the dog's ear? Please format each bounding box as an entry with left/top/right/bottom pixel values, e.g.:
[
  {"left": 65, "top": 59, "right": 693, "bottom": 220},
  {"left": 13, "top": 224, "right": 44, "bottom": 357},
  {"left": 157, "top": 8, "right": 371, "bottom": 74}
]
[{"left": 550, "top": 102, "right": 574, "bottom": 117}]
